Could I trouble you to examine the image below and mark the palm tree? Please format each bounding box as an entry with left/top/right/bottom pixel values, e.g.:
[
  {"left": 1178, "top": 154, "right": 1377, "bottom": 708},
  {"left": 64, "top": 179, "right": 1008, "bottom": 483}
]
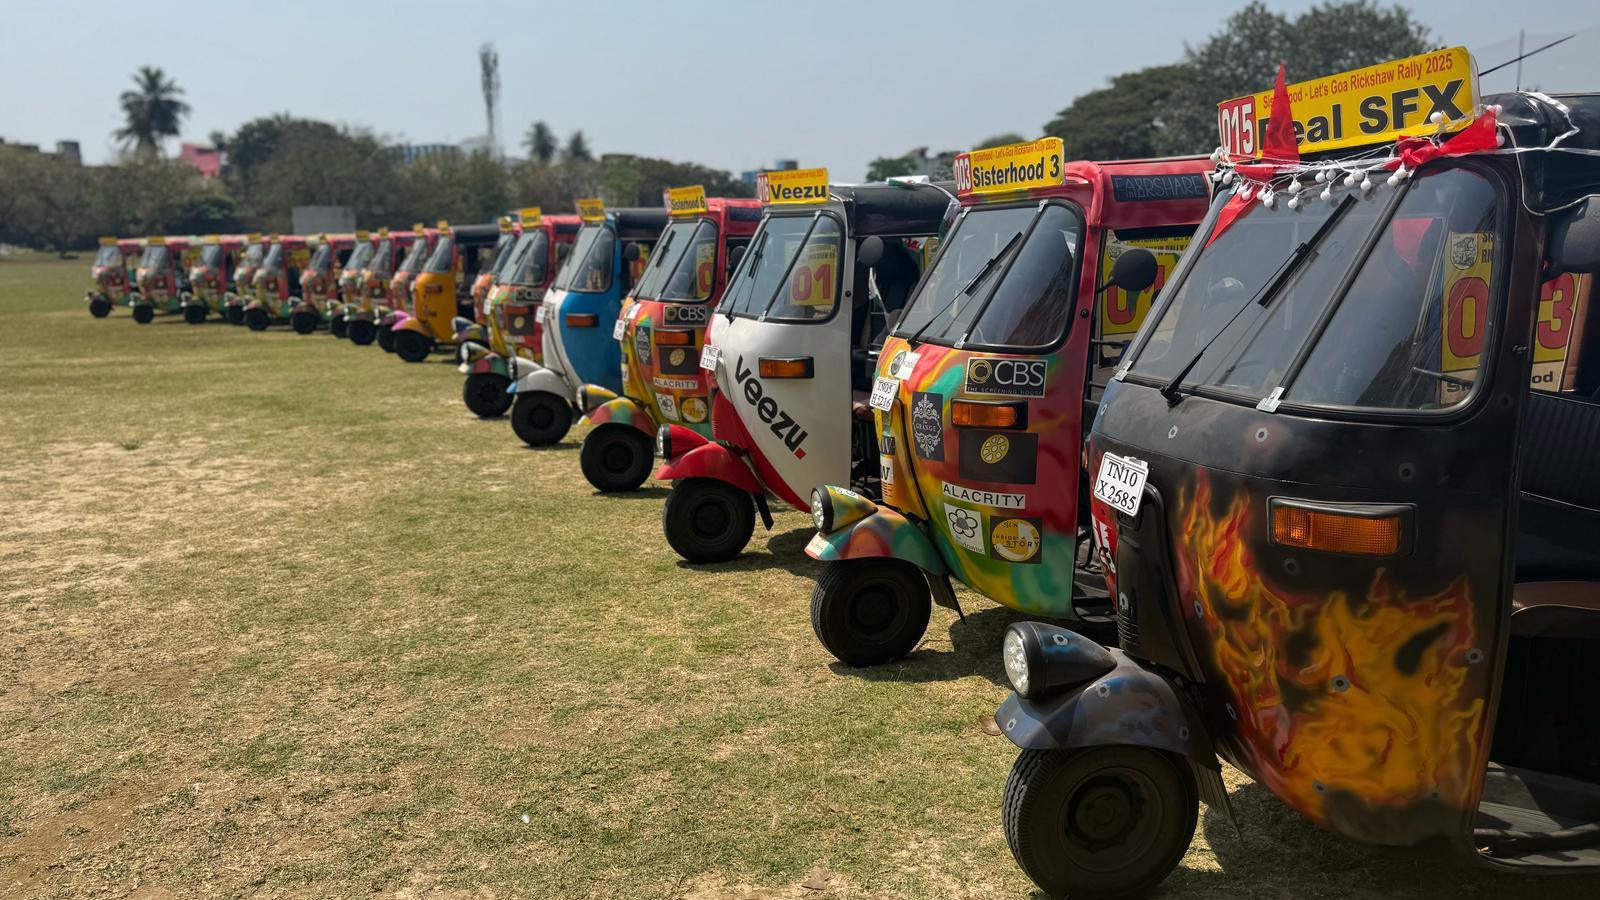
[
  {"left": 524, "top": 121, "right": 557, "bottom": 164},
  {"left": 114, "top": 66, "right": 191, "bottom": 157},
  {"left": 563, "top": 130, "right": 593, "bottom": 164}
]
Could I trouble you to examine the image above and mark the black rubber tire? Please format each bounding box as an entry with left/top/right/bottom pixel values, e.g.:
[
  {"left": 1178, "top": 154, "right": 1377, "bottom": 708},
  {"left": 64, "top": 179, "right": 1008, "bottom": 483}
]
[
  {"left": 394, "top": 329, "right": 432, "bottom": 362},
  {"left": 329, "top": 315, "right": 348, "bottom": 339},
  {"left": 290, "top": 311, "right": 318, "bottom": 334},
  {"left": 131, "top": 304, "right": 154, "bottom": 324},
  {"left": 225, "top": 304, "right": 246, "bottom": 325},
  {"left": 183, "top": 304, "right": 207, "bottom": 324},
  {"left": 810, "top": 559, "right": 932, "bottom": 666},
  {"left": 347, "top": 319, "right": 377, "bottom": 345},
  {"left": 580, "top": 425, "right": 654, "bottom": 493},
  {"left": 462, "top": 373, "right": 513, "bottom": 418},
  {"left": 88, "top": 298, "right": 112, "bottom": 318},
  {"left": 1003, "top": 747, "right": 1198, "bottom": 900},
  {"left": 376, "top": 326, "right": 396, "bottom": 353},
  {"left": 661, "top": 477, "right": 757, "bottom": 563},
  {"left": 245, "top": 308, "right": 270, "bottom": 331},
  {"left": 509, "top": 391, "right": 572, "bottom": 446}
]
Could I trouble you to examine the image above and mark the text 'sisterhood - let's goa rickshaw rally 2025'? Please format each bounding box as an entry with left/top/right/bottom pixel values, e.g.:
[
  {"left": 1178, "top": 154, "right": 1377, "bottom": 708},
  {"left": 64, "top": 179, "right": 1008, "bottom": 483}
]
[{"left": 81, "top": 41, "right": 1600, "bottom": 900}]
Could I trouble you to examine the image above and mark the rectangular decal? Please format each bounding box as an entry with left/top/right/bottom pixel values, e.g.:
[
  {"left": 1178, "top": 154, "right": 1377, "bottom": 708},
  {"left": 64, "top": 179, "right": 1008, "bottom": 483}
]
[
  {"left": 699, "top": 343, "right": 721, "bottom": 371},
  {"left": 666, "top": 185, "right": 708, "bottom": 217},
  {"left": 887, "top": 349, "right": 920, "bottom": 379},
  {"left": 653, "top": 375, "right": 698, "bottom": 391},
  {"left": 869, "top": 377, "right": 898, "bottom": 412},
  {"left": 988, "top": 516, "right": 1043, "bottom": 564},
  {"left": 943, "top": 500, "right": 987, "bottom": 554},
  {"left": 953, "top": 137, "right": 1066, "bottom": 196},
  {"left": 942, "top": 482, "right": 1026, "bottom": 509},
  {"left": 1438, "top": 231, "right": 1494, "bottom": 402},
  {"left": 655, "top": 393, "right": 679, "bottom": 421},
  {"left": 633, "top": 324, "right": 653, "bottom": 365},
  {"left": 1109, "top": 174, "right": 1211, "bottom": 203},
  {"left": 964, "top": 357, "right": 1047, "bottom": 397},
  {"left": 879, "top": 458, "right": 895, "bottom": 486},
  {"left": 1099, "top": 234, "right": 1192, "bottom": 346},
  {"left": 957, "top": 430, "right": 1038, "bottom": 484},
  {"left": 1532, "top": 272, "right": 1592, "bottom": 391},
  {"left": 910, "top": 391, "right": 945, "bottom": 461},
  {"left": 757, "top": 167, "right": 829, "bottom": 205},
  {"left": 659, "top": 346, "right": 699, "bottom": 375},
  {"left": 663, "top": 304, "right": 710, "bottom": 327},
  {"left": 612, "top": 318, "right": 627, "bottom": 340}
]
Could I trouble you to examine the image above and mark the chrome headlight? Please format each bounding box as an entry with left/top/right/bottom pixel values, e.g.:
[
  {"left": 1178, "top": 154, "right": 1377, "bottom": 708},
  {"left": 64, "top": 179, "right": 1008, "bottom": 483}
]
[
  {"left": 505, "top": 356, "right": 518, "bottom": 379},
  {"left": 1002, "top": 628, "right": 1031, "bottom": 696},
  {"left": 655, "top": 424, "right": 670, "bottom": 459},
  {"left": 1000, "top": 622, "right": 1117, "bottom": 700},
  {"left": 811, "top": 488, "right": 829, "bottom": 533}
]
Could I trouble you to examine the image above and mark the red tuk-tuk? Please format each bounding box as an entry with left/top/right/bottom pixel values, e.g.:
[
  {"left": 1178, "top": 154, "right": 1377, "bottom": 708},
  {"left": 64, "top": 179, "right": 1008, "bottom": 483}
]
[
  {"left": 86, "top": 236, "right": 141, "bottom": 317},
  {"left": 242, "top": 235, "right": 311, "bottom": 331},
  {"left": 132, "top": 235, "right": 196, "bottom": 323},
  {"left": 345, "top": 227, "right": 418, "bottom": 345},
  {"left": 180, "top": 234, "right": 246, "bottom": 324},
  {"left": 292, "top": 232, "right": 356, "bottom": 333}
]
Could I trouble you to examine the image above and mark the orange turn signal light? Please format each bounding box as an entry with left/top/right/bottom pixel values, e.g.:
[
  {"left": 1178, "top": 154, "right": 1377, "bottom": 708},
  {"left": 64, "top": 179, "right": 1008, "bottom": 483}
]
[
  {"left": 952, "top": 400, "right": 1027, "bottom": 429},
  {"left": 565, "top": 313, "right": 599, "bottom": 327},
  {"left": 1269, "top": 501, "right": 1406, "bottom": 556},
  {"left": 655, "top": 330, "right": 693, "bottom": 346},
  {"left": 758, "top": 357, "right": 813, "bottom": 379}
]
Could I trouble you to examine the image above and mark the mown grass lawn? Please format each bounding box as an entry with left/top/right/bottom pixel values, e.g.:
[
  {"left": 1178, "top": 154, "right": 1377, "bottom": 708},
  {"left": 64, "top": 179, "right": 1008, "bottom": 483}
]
[{"left": 0, "top": 253, "right": 1579, "bottom": 899}]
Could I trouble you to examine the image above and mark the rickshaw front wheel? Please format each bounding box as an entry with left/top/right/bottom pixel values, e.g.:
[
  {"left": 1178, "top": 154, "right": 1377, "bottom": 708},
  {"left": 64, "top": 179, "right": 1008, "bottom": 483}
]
[
  {"left": 347, "top": 319, "right": 377, "bottom": 345},
  {"left": 1003, "top": 746, "right": 1197, "bottom": 900},
  {"left": 394, "top": 330, "right": 433, "bottom": 362},
  {"left": 131, "top": 304, "right": 154, "bottom": 324},
  {"left": 183, "top": 304, "right": 207, "bottom": 325},
  {"left": 88, "top": 298, "right": 112, "bottom": 318},
  {"left": 225, "top": 305, "right": 246, "bottom": 325},
  {"left": 245, "top": 308, "right": 270, "bottom": 331},
  {"left": 580, "top": 425, "right": 653, "bottom": 493},
  {"left": 329, "top": 315, "right": 348, "bottom": 339},
  {"left": 662, "top": 478, "right": 755, "bottom": 563},
  {"left": 463, "top": 373, "right": 513, "bottom": 418},
  {"left": 810, "top": 559, "right": 931, "bottom": 666},
  {"left": 376, "top": 326, "right": 397, "bottom": 353},
  {"left": 290, "top": 311, "right": 318, "bottom": 334},
  {"left": 510, "top": 391, "right": 573, "bottom": 446}
]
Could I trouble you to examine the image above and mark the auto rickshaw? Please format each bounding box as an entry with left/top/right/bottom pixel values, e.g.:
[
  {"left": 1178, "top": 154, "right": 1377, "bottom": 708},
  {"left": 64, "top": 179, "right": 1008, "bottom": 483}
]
[
  {"left": 391, "top": 220, "right": 502, "bottom": 362},
  {"left": 345, "top": 227, "right": 416, "bottom": 345},
  {"left": 803, "top": 140, "right": 1210, "bottom": 665},
  {"left": 223, "top": 234, "right": 266, "bottom": 325},
  {"left": 132, "top": 236, "right": 195, "bottom": 323},
  {"left": 654, "top": 170, "right": 948, "bottom": 562},
  {"left": 179, "top": 234, "right": 244, "bottom": 324},
  {"left": 86, "top": 237, "right": 141, "bottom": 317},
  {"left": 328, "top": 230, "right": 374, "bottom": 338},
  {"left": 574, "top": 187, "right": 762, "bottom": 491},
  {"left": 450, "top": 215, "right": 519, "bottom": 358},
  {"left": 289, "top": 232, "right": 355, "bottom": 333},
  {"left": 375, "top": 223, "right": 437, "bottom": 352},
  {"left": 504, "top": 201, "right": 667, "bottom": 444},
  {"left": 991, "top": 50, "right": 1600, "bottom": 898},
  {"left": 456, "top": 209, "right": 581, "bottom": 417},
  {"left": 242, "top": 235, "right": 310, "bottom": 331}
]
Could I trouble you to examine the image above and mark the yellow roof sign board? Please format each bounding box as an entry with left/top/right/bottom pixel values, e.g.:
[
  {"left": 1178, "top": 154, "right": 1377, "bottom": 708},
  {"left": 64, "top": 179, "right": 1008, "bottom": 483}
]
[
  {"left": 1218, "top": 46, "right": 1478, "bottom": 158},
  {"left": 666, "top": 185, "right": 708, "bottom": 217},
  {"left": 575, "top": 198, "right": 606, "bottom": 222},
  {"left": 758, "top": 167, "right": 829, "bottom": 205},
  {"left": 518, "top": 207, "right": 543, "bottom": 227},
  {"left": 955, "top": 137, "right": 1066, "bottom": 196}
]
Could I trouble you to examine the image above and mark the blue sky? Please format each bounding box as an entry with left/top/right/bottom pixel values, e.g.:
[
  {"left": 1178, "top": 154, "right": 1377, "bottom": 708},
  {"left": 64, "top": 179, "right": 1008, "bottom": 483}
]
[{"left": 1, "top": 0, "right": 1593, "bottom": 180}]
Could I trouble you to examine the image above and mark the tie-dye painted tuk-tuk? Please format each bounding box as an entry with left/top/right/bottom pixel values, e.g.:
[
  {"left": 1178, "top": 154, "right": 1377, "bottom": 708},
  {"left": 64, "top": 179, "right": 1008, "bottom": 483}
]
[
  {"left": 179, "top": 234, "right": 245, "bottom": 324},
  {"left": 222, "top": 234, "right": 267, "bottom": 325},
  {"left": 289, "top": 232, "right": 356, "bottom": 333},
  {"left": 503, "top": 202, "right": 667, "bottom": 445},
  {"left": 456, "top": 209, "right": 581, "bottom": 418},
  {"left": 131, "top": 235, "right": 197, "bottom": 323},
  {"left": 654, "top": 171, "right": 948, "bottom": 563},
  {"left": 391, "top": 221, "right": 503, "bottom": 362},
  {"left": 574, "top": 187, "right": 762, "bottom": 492},
  {"left": 242, "top": 235, "right": 311, "bottom": 331},
  {"left": 344, "top": 227, "right": 417, "bottom": 346},
  {"left": 85, "top": 236, "right": 142, "bottom": 317},
  {"left": 328, "top": 230, "right": 375, "bottom": 338},
  {"left": 994, "top": 50, "right": 1600, "bottom": 898},
  {"left": 803, "top": 140, "right": 1210, "bottom": 666}
]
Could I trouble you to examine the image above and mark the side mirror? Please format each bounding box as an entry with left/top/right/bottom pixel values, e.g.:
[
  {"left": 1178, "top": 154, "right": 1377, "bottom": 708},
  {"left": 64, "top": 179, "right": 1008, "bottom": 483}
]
[
  {"left": 1104, "top": 247, "right": 1157, "bottom": 295},
  {"left": 1549, "top": 196, "right": 1600, "bottom": 274},
  {"left": 726, "top": 244, "right": 746, "bottom": 273},
  {"left": 624, "top": 242, "right": 643, "bottom": 262},
  {"left": 856, "top": 235, "right": 885, "bottom": 268}
]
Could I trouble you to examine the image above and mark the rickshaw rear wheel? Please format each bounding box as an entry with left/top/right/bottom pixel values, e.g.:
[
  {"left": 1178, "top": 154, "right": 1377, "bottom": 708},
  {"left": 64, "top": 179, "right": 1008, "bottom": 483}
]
[
  {"left": 1003, "top": 746, "right": 1197, "bottom": 900},
  {"left": 183, "top": 304, "right": 207, "bottom": 324},
  {"left": 580, "top": 425, "right": 653, "bottom": 493},
  {"left": 394, "top": 330, "right": 433, "bottom": 362},
  {"left": 245, "top": 308, "right": 270, "bottom": 331},
  {"left": 810, "top": 559, "right": 931, "bottom": 666},
  {"left": 290, "top": 311, "right": 318, "bottom": 334},
  {"left": 132, "top": 304, "right": 154, "bottom": 324},
  {"left": 463, "top": 373, "right": 513, "bottom": 418},
  {"left": 662, "top": 478, "right": 756, "bottom": 563},
  {"left": 225, "top": 305, "right": 246, "bottom": 325},
  {"left": 329, "top": 315, "right": 348, "bottom": 339},
  {"left": 376, "top": 326, "right": 397, "bottom": 353},
  {"left": 347, "top": 319, "right": 377, "bottom": 345},
  {"left": 89, "top": 298, "right": 112, "bottom": 318},
  {"left": 510, "top": 391, "right": 572, "bottom": 445}
]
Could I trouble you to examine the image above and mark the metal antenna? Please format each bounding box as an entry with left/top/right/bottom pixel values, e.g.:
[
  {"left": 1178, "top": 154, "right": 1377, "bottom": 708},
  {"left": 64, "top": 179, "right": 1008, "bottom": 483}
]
[{"left": 479, "top": 43, "right": 501, "bottom": 160}]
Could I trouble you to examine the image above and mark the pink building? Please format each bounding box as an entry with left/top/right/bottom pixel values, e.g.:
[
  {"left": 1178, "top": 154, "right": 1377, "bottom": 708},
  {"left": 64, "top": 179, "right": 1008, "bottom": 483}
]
[{"left": 178, "top": 142, "right": 223, "bottom": 178}]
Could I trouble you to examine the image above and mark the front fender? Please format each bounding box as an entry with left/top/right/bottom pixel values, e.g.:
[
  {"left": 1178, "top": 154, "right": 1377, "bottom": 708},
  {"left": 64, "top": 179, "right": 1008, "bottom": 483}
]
[
  {"left": 467, "top": 352, "right": 508, "bottom": 378},
  {"left": 655, "top": 441, "right": 763, "bottom": 495},
  {"left": 805, "top": 506, "right": 947, "bottom": 576},
  {"left": 510, "top": 364, "right": 568, "bottom": 398},
  {"left": 454, "top": 320, "right": 487, "bottom": 344},
  {"left": 997, "top": 648, "right": 1216, "bottom": 767},
  {"left": 394, "top": 316, "right": 429, "bottom": 336},
  {"left": 584, "top": 396, "right": 656, "bottom": 435}
]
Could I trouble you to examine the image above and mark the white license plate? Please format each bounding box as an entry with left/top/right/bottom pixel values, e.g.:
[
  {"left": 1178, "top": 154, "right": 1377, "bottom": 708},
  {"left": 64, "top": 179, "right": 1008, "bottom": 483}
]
[
  {"left": 868, "top": 376, "right": 898, "bottom": 411},
  {"left": 612, "top": 318, "right": 627, "bottom": 340},
  {"left": 1093, "top": 453, "right": 1149, "bottom": 518},
  {"left": 699, "top": 344, "right": 721, "bottom": 371},
  {"left": 805, "top": 533, "right": 831, "bottom": 556}
]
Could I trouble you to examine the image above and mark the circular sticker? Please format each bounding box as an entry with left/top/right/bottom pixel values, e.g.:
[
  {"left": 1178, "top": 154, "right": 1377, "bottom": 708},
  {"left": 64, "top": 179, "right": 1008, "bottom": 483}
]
[
  {"left": 681, "top": 397, "right": 707, "bottom": 423},
  {"left": 669, "top": 349, "right": 686, "bottom": 366},
  {"left": 990, "top": 518, "right": 1041, "bottom": 563},
  {"left": 980, "top": 434, "right": 1010, "bottom": 463},
  {"left": 511, "top": 315, "right": 527, "bottom": 330}
]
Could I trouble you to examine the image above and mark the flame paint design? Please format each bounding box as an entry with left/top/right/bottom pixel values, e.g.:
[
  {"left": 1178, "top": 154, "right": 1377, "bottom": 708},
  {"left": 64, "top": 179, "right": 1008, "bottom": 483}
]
[{"left": 1175, "top": 477, "right": 1485, "bottom": 838}]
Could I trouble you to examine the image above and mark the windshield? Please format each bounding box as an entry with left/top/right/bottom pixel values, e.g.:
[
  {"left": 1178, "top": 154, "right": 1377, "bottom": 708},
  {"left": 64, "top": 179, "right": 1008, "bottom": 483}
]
[
  {"left": 261, "top": 244, "right": 284, "bottom": 274},
  {"left": 1128, "top": 165, "right": 1501, "bottom": 411},
  {"left": 94, "top": 245, "right": 121, "bottom": 267},
  {"left": 718, "top": 213, "right": 844, "bottom": 322},
  {"left": 199, "top": 245, "right": 223, "bottom": 269},
  {"left": 895, "top": 202, "right": 1082, "bottom": 349},
  {"left": 307, "top": 243, "right": 333, "bottom": 272},
  {"left": 425, "top": 235, "right": 454, "bottom": 274},
  {"left": 397, "top": 238, "right": 428, "bottom": 274},
  {"left": 240, "top": 244, "right": 263, "bottom": 268},
  {"left": 369, "top": 240, "right": 394, "bottom": 276},
  {"left": 139, "top": 246, "right": 169, "bottom": 269},
  {"left": 500, "top": 231, "right": 551, "bottom": 286},
  {"left": 552, "top": 224, "right": 615, "bottom": 292},
  {"left": 484, "top": 232, "right": 515, "bottom": 278},
  {"left": 635, "top": 220, "right": 717, "bottom": 302},
  {"left": 344, "top": 241, "right": 373, "bottom": 273}
]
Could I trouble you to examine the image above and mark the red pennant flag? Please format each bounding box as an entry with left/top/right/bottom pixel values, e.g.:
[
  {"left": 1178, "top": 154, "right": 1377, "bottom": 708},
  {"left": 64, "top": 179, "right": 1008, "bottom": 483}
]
[
  {"left": 1386, "top": 107, "right": 1501, "bottom": 172},
  {"left": 1209, "top": 62, "right": 1300, "bottom": 247}
]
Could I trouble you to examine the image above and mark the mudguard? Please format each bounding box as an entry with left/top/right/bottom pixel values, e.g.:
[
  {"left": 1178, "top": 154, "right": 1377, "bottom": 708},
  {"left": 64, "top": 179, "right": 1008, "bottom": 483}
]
[
  {"left": 395, "top": 316, "right": 429, "bottom": 336},
  {"left": 805, "top": 506, "right": 947, "bottom": 577},
  {"left": 996, "top": 647, "right": 1216, "bottom": 767},
  {"left": 387, "top": 311, "right": 411, "bottom": 329},
  {"left": 454, "top": 319, "right": 487, "bottom": 344},
  {"left": 654, "top": 440, "right": 763, "bottom": 495},
  {"left": 466, "top": 352, "right": 508, "bottom": 378},
  {"left": 585, "top": 397, "right": 655, "bottom": 435},
  {"left": 509, "top": 363, "right": 568, "bottom": 398}
]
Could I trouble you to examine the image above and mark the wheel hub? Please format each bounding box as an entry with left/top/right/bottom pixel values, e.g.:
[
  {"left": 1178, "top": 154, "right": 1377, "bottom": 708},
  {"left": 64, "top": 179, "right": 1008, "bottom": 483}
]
[
  {"left": 602, "top": 440, "right": 634, "bottom": 473},
  {"left": 691, "top": 499, "right": 730, "bottom": 537},
  {"left": 1063, "top": 769, "right": 1156, "bottom": 862}
]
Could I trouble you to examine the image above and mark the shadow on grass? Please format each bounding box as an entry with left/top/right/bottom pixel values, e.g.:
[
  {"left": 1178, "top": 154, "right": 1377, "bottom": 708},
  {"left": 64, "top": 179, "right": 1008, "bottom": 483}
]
[
  {"left": 592, "top": 485, "right": 672, "bottom": 501},
  {"left": 674, "top": 527, "right": 821, "bottom": 578},
  {"left": 824, "top": 604, "right": 1031, "bottom": 687}
]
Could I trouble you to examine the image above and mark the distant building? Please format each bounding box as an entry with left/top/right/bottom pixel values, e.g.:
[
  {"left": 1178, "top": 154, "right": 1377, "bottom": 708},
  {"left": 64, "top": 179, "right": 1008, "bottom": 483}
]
[
  {"left": 391, "top": 143, "right": 459, "bottom": 166},
  {"left": 740, "top": 158, "right": 799, "bottom": 186},
  {"left": 0, "top": 137, "right": 80, "bottom": 164},
  {"left": 179, "top": 142, "right": 223, "bottom": 178},
  {"left": 899, "top": 147, "right": 956, "bottom": 181}
]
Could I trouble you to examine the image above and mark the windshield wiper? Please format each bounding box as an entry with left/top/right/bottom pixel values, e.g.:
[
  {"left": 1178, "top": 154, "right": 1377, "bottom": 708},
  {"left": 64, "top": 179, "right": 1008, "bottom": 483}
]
[
  {"left": 1159, "top": 194, "right": 1356, "bottom": 404},
  {"left": 905, "top": 230, "right": 1023, "bottom": 347},
  {"left": 724, "top": 231, "right": 768, "bottom": 321}
]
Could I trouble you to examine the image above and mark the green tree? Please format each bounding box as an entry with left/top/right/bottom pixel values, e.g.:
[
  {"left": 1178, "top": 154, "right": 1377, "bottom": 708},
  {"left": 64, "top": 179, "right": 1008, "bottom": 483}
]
[
  {"left": 1044, "top": 64, "right": 1192, "bottom": 160},
  {"left": 865, "top": 156, "right": 916, "bottom": 181},
  {"left": 114, "top": 66, "right": 190, "bottom": 157},
  {"left": 563, "top": 130, "right": 593, "bottom": 163},
  {"left": 524, "top": 121, "right": 558, "bottom": 164},
  {"left": 975, "top": 133, "right": 1028, "bottom": 149}
]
